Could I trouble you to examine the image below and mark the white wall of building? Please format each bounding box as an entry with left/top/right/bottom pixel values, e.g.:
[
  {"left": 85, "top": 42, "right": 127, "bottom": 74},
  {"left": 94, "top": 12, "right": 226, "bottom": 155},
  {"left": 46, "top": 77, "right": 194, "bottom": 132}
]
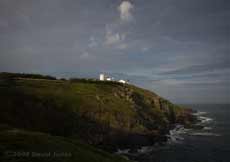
[
  {"left": 106, "top": 77, "right": 112, "bottom": 81},
  {"left": 99, "top": 74, "right": 127, "bottom": 84},
  {"left": 99, "top": 74, "right": 105, "bottom": 81},
  {"left": 118, "top": 80, "right": 126, "bottom": 84}
]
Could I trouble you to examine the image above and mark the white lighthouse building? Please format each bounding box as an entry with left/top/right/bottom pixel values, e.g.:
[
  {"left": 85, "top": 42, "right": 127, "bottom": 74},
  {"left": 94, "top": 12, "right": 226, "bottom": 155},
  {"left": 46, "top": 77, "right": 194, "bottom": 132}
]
[
  {"left": 118, "top": 79, "right": 127, "bottom": 84},
  {"left": 99, "top": 74, "right": 127, "bottom": 83},
  {"left": 99, "top": 74, "right": 105, "bottom": 81}
]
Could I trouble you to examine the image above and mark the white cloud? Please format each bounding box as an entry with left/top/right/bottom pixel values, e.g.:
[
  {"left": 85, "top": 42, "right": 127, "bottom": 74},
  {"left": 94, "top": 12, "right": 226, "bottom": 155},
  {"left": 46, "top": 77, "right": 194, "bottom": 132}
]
[
  {"left": 105, "top": 29, "right": 125, "bottom": 45},
  {"left": 118, "top": 1, "right": 134, "bottom": 22},
  {"left": 80, "top": 52, "right": 90, "bottom": 59},
  {"left": 103, "top": 1, "right": 134, "bottom": 49},
  {"left": 141, "top": 47, "right": 149, "bottom": 52},
  {"left": 88, "top": 36, "right": 98, "bottom": 48},
  {"left": 117, "top": 43, "right": 128, "bottom": 50}
]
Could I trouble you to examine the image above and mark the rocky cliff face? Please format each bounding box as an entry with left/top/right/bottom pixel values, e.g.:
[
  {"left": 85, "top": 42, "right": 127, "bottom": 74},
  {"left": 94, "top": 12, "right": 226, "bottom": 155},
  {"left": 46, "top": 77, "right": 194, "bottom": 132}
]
[{"left": 0, "top": 73, "right": 195, "bottom": 151}]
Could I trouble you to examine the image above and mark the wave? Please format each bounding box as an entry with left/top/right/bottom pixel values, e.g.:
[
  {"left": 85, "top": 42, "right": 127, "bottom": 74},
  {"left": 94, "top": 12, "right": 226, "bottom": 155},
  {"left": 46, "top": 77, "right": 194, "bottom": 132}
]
[
  {"left": 193, "top": 111, "right": 207, "bottom": 116},
  {"left": 137, "top": 146, "right": 153, "bottom": 154},
  {"left": 190, "top": 110, "right": 219, "bottom": 136},
  {"left": 203, "top": 127, "right": 212, "bottom": 130},
  {"left": 116, "top": 149, "right": 130, "bottom": 154},
  {"left": 166, "top": 125, "right": 190, "bottom": 144},
  {"left": 116, "top": 110, "right": 218, "bottom": 156},
  {"left": 167, "top": 110, "right": 218, "bottom": 143},
  {"left": 190, "top": 132, "right": 220, "bottom": 137},
  {"left": 199, "top": 116, "right": 213, "bottom": 124},
  {"left": 193, "top": 111, "right": 214, "bottom": 124}
]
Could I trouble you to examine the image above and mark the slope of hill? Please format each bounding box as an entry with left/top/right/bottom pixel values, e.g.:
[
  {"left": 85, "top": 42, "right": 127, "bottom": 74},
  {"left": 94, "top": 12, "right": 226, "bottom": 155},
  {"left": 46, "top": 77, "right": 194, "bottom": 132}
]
[
  {"left": 0, "top": 126, "right": 130, "bottom": 162},
  {"left": 0, "top": 72, "right": 195, "bottom": 161}
]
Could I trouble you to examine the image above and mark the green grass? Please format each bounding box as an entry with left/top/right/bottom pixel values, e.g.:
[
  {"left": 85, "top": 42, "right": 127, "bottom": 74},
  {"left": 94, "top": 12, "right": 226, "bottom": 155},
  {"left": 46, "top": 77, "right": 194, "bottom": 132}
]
[
  {"left": 0, "top": 128, "right": 130, "bottom": 162},
  {"left": 0, "top": 72, "right": 193, "bottom": 162},
  {"left": 0, "top": 73, "right": 191, "bottom": 136}
]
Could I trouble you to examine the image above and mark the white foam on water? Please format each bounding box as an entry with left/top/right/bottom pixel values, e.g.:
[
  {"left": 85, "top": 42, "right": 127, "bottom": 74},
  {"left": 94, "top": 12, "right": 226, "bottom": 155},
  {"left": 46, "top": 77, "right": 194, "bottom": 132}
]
[
  {"left": 137, "top": 146, "right": 153, "bottom": 154},
  {"left": 116, "top": 149, "right": 130, "bottom": 154},
  {"left": 199, "top": 116, "right": 213, "bottom": 123},
  {"left": 203, "top": 127, "right": 212, "bottom": 130},
  {"left": 116, "top": 110, "right": 218, "bottom": 157},
  {"left": 189, "top": 110, "right": 221, "bottom": 137},
  {"left": 193, "top": 111, "right": 214, "bottom": 124},
  {"left": 190, "top": 132, "right": 220, "bottom": 137},
  {"left": 166, "top": 125, "right": 190, "bottom": 144},
  {"left": 167, "top": 110, "right": 217, "bottom": 144},
  {"left": 193, "top": 111, "right": 207, "bottom": 116}
]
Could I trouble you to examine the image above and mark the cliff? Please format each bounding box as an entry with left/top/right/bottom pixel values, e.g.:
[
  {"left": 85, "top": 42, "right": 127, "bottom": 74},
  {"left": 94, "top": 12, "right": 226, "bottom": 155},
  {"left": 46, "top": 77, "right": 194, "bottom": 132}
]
[{"left": 0, "top": 72, "right": 195, "bottom": 161}]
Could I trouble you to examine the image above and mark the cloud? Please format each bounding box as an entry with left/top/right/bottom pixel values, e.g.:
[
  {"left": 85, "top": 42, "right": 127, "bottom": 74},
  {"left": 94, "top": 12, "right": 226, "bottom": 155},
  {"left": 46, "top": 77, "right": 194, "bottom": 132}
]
[
  {"left": 159, "top": 61, "right": 230, "bottom": 75},
  {"left": 80, "top": 52, "right": 90, "bottom": 59},
  {"left": 155, "top": 77, "right": 230, "bottom": 87},
  {"left": 88, "top": 36, "right": 98, "bottom": 48},
  {"left": 118, "top": 1, "right": 134, "bottom": 22},
  {"left": 141, "top": 47, "right": 149, "bottom": 52},
  {"left": 117, "top": 43, "right": 128, "bottom": 50},
  {"left": 105, "top": 28, "right": 125, "bottom": 45},
  {"left": 1, "top": 0, "right": 229, "bottom": 103},
  {"left": 103, "top": 1, "right": 134, "bottom": 48}
]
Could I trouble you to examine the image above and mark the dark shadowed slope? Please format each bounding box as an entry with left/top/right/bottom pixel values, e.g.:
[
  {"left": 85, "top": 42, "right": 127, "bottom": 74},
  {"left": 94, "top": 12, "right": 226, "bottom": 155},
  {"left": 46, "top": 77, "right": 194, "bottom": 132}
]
[{"left": 0, "top": 73, "right": 195, "bottom": 161}]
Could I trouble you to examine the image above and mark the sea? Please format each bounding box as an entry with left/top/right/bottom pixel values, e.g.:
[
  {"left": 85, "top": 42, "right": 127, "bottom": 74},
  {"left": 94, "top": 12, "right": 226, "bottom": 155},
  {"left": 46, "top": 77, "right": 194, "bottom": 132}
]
[{"left": 118, "top": 104, "right": 230, "bottom": 162}]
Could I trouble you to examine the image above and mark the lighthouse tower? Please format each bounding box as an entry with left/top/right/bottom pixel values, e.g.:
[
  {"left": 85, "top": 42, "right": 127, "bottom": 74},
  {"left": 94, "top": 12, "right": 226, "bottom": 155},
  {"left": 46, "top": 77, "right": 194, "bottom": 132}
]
[{"left": 99, "top": 74, "right": 105, "bottom": 81}]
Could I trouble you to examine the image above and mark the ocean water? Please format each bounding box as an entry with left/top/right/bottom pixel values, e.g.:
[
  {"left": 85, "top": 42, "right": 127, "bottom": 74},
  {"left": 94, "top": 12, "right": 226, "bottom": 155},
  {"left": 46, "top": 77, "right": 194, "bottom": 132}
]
[{"left": 125, "top": 104, "right": 230, "bottom": 162}]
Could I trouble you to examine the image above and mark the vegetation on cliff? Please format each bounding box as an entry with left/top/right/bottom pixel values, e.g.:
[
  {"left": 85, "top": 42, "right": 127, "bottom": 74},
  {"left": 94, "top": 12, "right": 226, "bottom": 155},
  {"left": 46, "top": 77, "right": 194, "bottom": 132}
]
[
  {"left": 0, "top": 72, "right": 194, "bottom": 161},
  {"left": 0, "top": 126, "right": 129, "bottom": 162}
]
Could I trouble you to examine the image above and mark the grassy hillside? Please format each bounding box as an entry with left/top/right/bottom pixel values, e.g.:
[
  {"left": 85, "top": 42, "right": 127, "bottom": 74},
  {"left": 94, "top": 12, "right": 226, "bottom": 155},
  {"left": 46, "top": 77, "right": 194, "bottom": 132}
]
[
  {"left": 0, "top": 126, "right": 129, "bottom": 162},
  {"left": 0, "top": 72, "right": 194, "bottom": 161}
]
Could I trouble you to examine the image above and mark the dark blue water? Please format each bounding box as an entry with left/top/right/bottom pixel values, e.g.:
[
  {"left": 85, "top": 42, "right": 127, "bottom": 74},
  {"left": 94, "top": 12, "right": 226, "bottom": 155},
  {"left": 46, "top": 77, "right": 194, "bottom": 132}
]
[{"left": 134, "top": 104, "right": 230, "bottom": 162}]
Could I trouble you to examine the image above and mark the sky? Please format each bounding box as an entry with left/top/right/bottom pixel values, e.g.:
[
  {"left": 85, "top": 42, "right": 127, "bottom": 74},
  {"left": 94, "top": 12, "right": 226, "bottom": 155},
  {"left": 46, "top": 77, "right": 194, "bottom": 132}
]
[{"left": 0, "top": 0, "right": 229, "bottom": 103}]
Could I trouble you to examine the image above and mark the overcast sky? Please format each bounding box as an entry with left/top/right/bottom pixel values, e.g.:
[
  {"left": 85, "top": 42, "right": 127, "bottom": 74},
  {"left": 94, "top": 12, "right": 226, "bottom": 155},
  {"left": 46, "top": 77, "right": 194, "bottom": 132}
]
[{"left": 0, "top": 0, "right": 229, "bottom": 103}]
